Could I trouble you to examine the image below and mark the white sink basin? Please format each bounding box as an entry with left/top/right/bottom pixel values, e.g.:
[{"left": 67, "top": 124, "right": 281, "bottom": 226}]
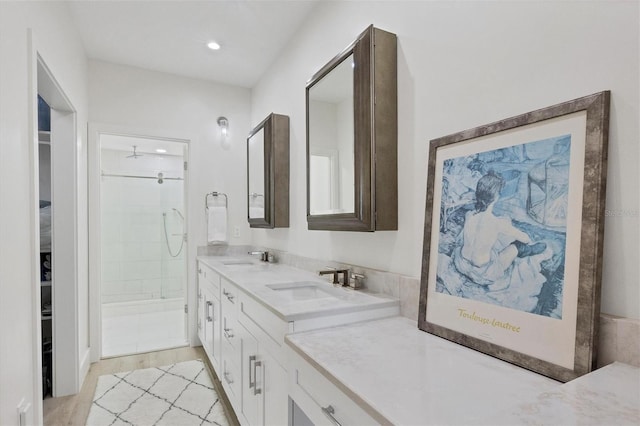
[
  {"left": 222, "top": 260, "right": 255, "bottom": 266},
  {"left": 266, "top": 282, "right": 336, "bottom": 301}
]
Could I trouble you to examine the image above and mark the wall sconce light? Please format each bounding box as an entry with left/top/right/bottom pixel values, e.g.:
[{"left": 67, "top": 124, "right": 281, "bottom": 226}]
[{"left": 217, "top": 116, "right": 230, "bottom": 150}]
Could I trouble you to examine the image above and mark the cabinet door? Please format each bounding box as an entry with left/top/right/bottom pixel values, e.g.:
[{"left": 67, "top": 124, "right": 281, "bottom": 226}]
[
  {"left": 197, "top": 266, "right": 206, "bottom": 345},
  {"left": 238, "top": 322, "right": 288, "bottom": 426},
  {"left": 260, "top": 346, "right": 288, "bottom": 426},
  {"left": 211, "top": 293, "right": 222, "bottom": 370},
  {"left": 197, "top": 283, "right": 206, "bottom": 345},
  {"left": 239, "top": 323, "right": 260, "bottom": 426},
  {"left": 202, "top": 286, "right": 220, "bottom": 370}
]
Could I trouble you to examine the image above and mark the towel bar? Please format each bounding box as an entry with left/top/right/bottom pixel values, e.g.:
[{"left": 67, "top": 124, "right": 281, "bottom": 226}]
[{"left": 205, "top": 191, "right": 228, "bottom": 211}]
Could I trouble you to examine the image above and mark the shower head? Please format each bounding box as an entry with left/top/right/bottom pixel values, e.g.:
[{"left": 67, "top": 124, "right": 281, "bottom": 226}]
[
  {"left": 126, "top": 145, "right": 144, "bottom": 159},
  {"left": 157, "top": 172, "right": 164, "bottom": 184}
]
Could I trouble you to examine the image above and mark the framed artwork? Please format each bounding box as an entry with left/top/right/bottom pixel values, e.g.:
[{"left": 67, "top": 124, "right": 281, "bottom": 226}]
[{"left": 418, "top": 91, "right": 610, "bottom": 382}]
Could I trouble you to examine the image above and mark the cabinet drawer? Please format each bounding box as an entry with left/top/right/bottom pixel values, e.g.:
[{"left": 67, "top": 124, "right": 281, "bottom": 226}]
[
  {"left": 221, "top": 314, "right": 240, "bottom": 360},
  {"left": 221, "top": 356, "right": 241, "bottom": 408},
  {"left": 221, "top": 278, "right": 238, "bottom": 310},
  {"left": 288, "top": 347, "right": 379, "bottom": 426}
]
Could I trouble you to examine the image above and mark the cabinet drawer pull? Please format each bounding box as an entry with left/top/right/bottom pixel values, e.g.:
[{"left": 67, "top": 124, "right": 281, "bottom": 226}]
[
  {"left": 206, "top": 301, "right": 213, "bottom": 322},
  {"left": 222, "top": 289, "right": 235, "bottom": 302},
  {"left": 224, "top": 328, "right": 234, "bottom": 339},
  {"left": 321, "top": 405, "right": 342, "bottom": 426}
]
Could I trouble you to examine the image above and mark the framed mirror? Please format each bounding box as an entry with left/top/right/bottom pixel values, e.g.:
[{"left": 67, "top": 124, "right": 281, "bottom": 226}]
[
  {"left": 247, "top": 113, "right": 289, "bottom": 228},
  {"left": 306, "top": 25, "right": 397, "bottom": 231}
]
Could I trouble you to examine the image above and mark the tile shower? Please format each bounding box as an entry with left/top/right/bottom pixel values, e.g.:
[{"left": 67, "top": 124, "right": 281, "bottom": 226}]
[{"left": 100, "top": 142, "right": 187, "bottom": 357}]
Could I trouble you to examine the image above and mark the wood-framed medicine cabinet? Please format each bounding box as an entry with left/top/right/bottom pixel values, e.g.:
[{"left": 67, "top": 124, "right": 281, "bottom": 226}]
[
  {"left": 247, "top": 113, "right": 290, "bottom": 228},
  {"left": 306, "top": 25, "right": 397, "bottom": 231}
]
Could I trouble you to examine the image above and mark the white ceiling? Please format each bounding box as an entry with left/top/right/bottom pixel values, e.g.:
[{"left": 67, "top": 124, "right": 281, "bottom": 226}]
[{"left": 67, "top": 0, "right": 319, "bottom": 88}]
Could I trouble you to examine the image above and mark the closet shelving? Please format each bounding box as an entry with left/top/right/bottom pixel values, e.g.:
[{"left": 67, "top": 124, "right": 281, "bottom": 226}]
[
  {"left": 38, "top": 94, "right": 53, "bottom": 398},
  {"left": 38, "top": 130, "right": 51, "bottom": 144}
]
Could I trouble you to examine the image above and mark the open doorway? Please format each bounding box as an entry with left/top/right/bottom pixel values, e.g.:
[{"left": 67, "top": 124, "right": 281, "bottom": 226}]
[
  {"left": 36, "top": 56, "right": 80, "bottom": 400},
  {"left": 98, "top": 134, "right": 189, "bottom": 357}
]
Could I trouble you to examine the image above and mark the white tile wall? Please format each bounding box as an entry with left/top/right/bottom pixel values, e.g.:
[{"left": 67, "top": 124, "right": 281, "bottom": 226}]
[{"left": 100, "top": 148, "right": 185, "bottom": 303}]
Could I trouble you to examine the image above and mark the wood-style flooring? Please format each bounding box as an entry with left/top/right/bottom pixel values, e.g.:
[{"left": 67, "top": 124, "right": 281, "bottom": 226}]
[{"left": 43, "top": 346, "right": 239, "bottom": 426}]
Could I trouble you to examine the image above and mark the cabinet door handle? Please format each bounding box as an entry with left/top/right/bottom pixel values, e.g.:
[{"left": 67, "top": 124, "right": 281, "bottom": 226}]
[
  {"left": 248, "top": 355, "right": 256, "bottom": 389},
  {"left": 321, "top": 405, "right": 342, "bottom": 426},
  {"left": 253, "top": 359, "right": 262, "bottom": 395},
  {"left": 206, "top": 301, "right": 213, "bottom": 322},
  {"left": 222, "top": 289, "right": 235, "bottom": 302},
  {"left": 223, "top": 318, "right": 233, "bottom": 339},
  {"left": 198, "top": 268, "right": 202, "bottom": 274}
]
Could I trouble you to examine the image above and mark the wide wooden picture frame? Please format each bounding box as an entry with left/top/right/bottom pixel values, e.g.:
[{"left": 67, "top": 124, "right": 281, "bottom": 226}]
[{"left": 418, "top": 91, "right": 610, "bottom": 382}]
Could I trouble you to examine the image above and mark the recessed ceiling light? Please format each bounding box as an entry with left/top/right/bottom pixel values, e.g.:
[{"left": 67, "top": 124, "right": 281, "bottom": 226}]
[
  {"left": 207, "top": 41, "right": 221, "bottom": 50},
  {"left": 156, "top": 148, "right": 167, "bottom": 153}
]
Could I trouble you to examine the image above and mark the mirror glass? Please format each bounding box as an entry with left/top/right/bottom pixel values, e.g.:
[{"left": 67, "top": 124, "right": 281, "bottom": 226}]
[
  {"left": 247, "top": 128, "right": 265, "bottom": 219},
  {"left": 308, "top": 54, "right": 354, "bottom": 215}
]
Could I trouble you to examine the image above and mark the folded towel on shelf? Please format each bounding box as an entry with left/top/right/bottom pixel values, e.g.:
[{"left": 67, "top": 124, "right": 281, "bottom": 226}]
[{"left": 207, "top": 205, "right": 227, "bottom": 244}]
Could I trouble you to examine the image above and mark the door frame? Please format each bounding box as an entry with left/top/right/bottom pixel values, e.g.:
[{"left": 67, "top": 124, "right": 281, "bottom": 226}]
[
  {"left": 88, "top": 123, "right": 192, "bottom": 361},
  {"left": 29, "top": 33, "right": 82, "bottom": 405}
]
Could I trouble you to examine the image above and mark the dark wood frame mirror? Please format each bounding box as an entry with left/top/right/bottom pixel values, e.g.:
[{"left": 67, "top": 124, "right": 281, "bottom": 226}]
[
  {"left": 306, "top": 25, "right": 397, "bottom": 231},
  {"left": 247, "top": 113, "right": 289, "bottom": 228}
]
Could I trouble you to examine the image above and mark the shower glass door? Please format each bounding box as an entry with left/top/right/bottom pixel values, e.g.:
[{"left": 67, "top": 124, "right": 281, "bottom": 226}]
[{"left": 99, "top": 134, "right": 188, "bottom": 357}]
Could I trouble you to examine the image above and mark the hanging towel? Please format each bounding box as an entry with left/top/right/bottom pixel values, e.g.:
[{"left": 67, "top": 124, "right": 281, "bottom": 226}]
[{"left": 207, "top": 206, "right": 228, "bottom": 244}]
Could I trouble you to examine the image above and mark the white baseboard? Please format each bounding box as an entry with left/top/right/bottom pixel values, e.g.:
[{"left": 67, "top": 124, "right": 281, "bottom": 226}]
[{"left": 79, "top": 347, "right": 91, "bottom": 389}]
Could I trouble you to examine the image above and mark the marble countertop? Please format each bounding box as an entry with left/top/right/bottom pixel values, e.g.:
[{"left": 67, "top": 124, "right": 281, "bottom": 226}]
[
  {"left": 285, "top": 316, "right": 640, "bottom": 425},
  {"left": 197, "top": 255, "right": 398, "bottom": 322},
  {"left": 484, "top": 361, "right": 640, "bottom": 425}
]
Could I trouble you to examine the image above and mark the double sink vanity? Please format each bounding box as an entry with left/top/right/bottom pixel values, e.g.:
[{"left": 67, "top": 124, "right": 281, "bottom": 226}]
[
  {"left": 197, "top": 254, "right": 639, "bottom": 426},
  {"left": 196, "top": 254, "right": 399, "bottom": 426}
]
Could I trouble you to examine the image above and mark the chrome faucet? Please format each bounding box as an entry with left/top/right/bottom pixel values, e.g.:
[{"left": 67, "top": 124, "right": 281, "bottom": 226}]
[
  {"left": 318, "top": 267, "right": 350, "bottom": 285},
  {"left": 248, "top": 251, "right": 269, "bottom": 262}
]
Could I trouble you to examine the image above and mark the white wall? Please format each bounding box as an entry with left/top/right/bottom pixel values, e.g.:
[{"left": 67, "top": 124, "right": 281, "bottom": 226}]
[
  {"left": 250, "top": 1, "right": 639, "bottom": 319},
  {"left": 88, "top": 60, "right": 252, "bottom": 344},
  {"left": 0, "top": 0, "right": 88, "bottom": 423}
]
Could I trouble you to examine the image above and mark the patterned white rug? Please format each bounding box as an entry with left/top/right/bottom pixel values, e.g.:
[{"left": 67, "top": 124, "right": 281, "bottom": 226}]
[{"left": 86, "top": 359, "right": 230, "bottom": 426}]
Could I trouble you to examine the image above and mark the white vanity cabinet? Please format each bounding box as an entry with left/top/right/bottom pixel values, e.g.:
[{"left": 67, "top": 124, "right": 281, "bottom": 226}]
[
  {"left": 198, "top": 262, "right": 290, "bottom": 426},
  {"left": 228, "top": 278, "right": 289, "bottom": 426},
  {"left": 197, "top": 263, "right": 221, "bottom": 372},
  {"left": 218, "top": 278, "right": 241, "bottom": 407},
  {"left": 236, "top": 290, "right": 289, "bottom": 426},
  {"left": 196, "top": 256, "right": 400, "bottom": 426}
]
